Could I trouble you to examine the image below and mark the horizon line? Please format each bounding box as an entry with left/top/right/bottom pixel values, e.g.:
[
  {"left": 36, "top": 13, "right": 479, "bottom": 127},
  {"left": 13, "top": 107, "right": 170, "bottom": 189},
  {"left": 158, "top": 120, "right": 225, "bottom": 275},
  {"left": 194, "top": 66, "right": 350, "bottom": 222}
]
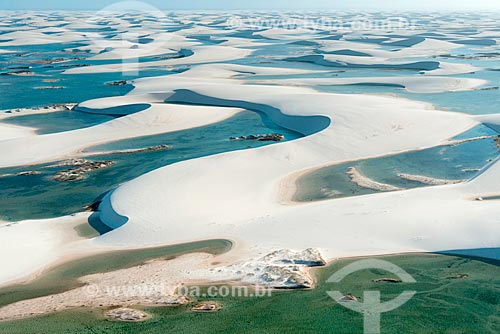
[{"left": 1, "top": 8, "right": 500, "bottom": 12}]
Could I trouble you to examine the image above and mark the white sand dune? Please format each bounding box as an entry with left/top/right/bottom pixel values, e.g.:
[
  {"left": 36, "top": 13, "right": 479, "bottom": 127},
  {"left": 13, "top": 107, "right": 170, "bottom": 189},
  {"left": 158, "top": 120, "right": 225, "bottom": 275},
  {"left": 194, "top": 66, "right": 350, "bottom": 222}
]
[
  {"left": 0, "top": 29, "right": 87, "bottom": 47},
  {"left": 330, "top": 56, "right": 480, "bottom": 75},
  {"left": 174, "top": 25, "right": 238, "bottom": 36},
  {"left": 318, "top": 40, "right": 383, "bottom": 53},
  {"left": 255, "top": 27, "right": 318, "bottom": 40},
  {"left": 173, "top": 63, "right": 330, "bottom": 79},
  {"left": 0, "top": 65, "right": 329, "bottom": 168},
  {"left": 0, "top": 214, "right": 95, "bottom": 286},
  {"left": 218, "top": 37, "right": 270, "bottom": 48},
  {"left": 0, "top": 123, "right": 36, "bottom": 141},
  {"left": 0, "top": 63, "right": 486, "bottom": 286},
  {"left": 85, "top": 33, "right": 200, "bottom": 60},
  {"left": 1, "top": 12, "right": 500, "bottom": 289},
  {"left": 0, "top": 104, "right": 77, "bottom": 119},
  {"left": 320, "top": 38, "right": 462, "bottom": 59},
  {"left": 81, "top": 65, "right": 487, "bottom": 262},
  {"left": 307, "top": 38, "right": 483, "bottom": 75},
  {"left": 64, "top": 45, "right": 253, "bottom": 74},
  {"left": 424, "top": 62, "right": 482, "bottom": 75},
  {"left": 0, "top": 102, "right": 242, "bottom": 168},
  {"left": 249, "top": 76, "right": 486, "bottom": 93},
  {"left": 347, "top": 167, "right": 403, "bottom": 191}
]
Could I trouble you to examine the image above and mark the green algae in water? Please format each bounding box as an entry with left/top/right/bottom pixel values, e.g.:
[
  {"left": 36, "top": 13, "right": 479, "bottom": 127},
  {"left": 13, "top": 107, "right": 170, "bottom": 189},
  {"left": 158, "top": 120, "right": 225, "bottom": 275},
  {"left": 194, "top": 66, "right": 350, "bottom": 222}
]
[
  {"left": 0, "top": 239, "right": 231, "bottom": 308},
  {"left": 1, "top": 253, "right": 499, "bottom": 334}
]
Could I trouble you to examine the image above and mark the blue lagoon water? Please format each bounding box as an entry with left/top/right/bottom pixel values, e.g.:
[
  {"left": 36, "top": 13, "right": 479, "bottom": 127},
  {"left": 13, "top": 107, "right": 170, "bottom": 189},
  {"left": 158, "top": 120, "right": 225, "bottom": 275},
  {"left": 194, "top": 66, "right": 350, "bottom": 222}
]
[
  {"left": 294, "top": 125, "right": 499, "bottom": 202},
  {"left": 0, "top": 110, "right": 302, "bottom": 221},
  {"left": 1, "top": 12, "right": 499, "bottom": 220}
]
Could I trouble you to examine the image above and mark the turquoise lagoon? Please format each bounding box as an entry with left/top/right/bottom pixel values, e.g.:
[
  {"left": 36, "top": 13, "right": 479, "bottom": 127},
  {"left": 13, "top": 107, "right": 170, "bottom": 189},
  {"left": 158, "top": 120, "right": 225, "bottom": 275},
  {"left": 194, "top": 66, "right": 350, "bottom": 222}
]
[
  {"left": 1, "top": 25, "right": 499, "bottom": 221},
  {"left": 294, "top": 125, "right": 499, "bottom": 202},
  {"left": 0, "top": 110, "right": 302, "bottom": 221}
]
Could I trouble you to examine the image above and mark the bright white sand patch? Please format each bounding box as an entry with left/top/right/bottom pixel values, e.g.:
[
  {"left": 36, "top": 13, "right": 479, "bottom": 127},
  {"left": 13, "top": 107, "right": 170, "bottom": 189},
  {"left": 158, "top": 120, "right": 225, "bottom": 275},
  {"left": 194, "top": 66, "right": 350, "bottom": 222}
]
[
  {"left": 0, "top": 247, "right": 326, "bottom": 320},
  {"left": 0, "top": 123, "right": 36, "bottom": 141}
]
